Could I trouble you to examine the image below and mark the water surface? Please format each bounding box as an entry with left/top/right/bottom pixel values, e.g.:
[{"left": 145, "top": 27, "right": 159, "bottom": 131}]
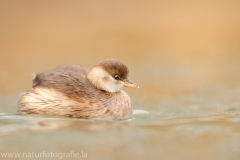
[{"left": 1, "top": 90, "right": 240, "bottom": 160}]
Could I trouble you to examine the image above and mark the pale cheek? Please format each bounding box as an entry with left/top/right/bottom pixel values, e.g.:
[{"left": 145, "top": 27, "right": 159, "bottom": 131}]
[
  {"left": 108, "top": 83, "right": 124, "bottom": 92},
  {"left": 115, "top": 83, "right": 124, "bottom": 91}
]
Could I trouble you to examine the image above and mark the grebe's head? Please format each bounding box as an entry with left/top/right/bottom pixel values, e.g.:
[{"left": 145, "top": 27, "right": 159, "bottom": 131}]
[{"left": 87, "top": 59, "right": 139, "bottom": 92}]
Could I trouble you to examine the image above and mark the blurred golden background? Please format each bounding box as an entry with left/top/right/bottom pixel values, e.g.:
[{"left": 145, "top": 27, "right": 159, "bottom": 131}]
[
  {"left": 0, "top": 0, "right": 240, "bottom": 97},
  {"left": 1, "top": 1, "right": 240, "bottom": 160}
]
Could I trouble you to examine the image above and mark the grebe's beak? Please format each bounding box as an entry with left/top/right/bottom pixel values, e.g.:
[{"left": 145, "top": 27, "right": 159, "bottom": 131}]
[{"left": 122, "top": 78, "right": 139, "bottom": 88}]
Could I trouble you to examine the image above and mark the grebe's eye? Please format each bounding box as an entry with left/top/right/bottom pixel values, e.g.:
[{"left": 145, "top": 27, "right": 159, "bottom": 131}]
[{"left": 114, "top": 75, "right": 120, "bottom": 80}]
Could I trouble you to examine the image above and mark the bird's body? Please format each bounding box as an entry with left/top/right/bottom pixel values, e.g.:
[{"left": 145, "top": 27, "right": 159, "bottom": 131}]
[{"left": 18, "top": 59, "right": 138, "bottom": 120}]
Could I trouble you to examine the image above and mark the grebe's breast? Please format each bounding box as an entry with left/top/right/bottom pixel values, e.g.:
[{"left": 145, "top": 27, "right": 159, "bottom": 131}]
[{"left": 100, "top": 90, "right": 132, "bottom": 120}]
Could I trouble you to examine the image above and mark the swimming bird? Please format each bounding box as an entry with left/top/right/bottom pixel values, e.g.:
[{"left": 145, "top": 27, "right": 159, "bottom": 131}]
[{"left": 18, "top": 59, "right": 139, "bottom": 120}]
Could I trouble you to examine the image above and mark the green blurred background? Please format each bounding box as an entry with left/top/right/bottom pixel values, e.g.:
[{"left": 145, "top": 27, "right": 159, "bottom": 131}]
[{"left": 0, "top": 0, "right": 240, "bottom": 98}]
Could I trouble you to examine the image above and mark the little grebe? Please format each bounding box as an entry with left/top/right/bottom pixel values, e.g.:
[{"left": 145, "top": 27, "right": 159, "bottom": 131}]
[{"left": 18, "top": 59, "right": 139, "bottom": 120}]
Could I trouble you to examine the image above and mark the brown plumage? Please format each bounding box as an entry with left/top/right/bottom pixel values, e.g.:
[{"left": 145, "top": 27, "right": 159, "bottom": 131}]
[{"left": 18, "top": 59, "right": 139, "bottom": 120}]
